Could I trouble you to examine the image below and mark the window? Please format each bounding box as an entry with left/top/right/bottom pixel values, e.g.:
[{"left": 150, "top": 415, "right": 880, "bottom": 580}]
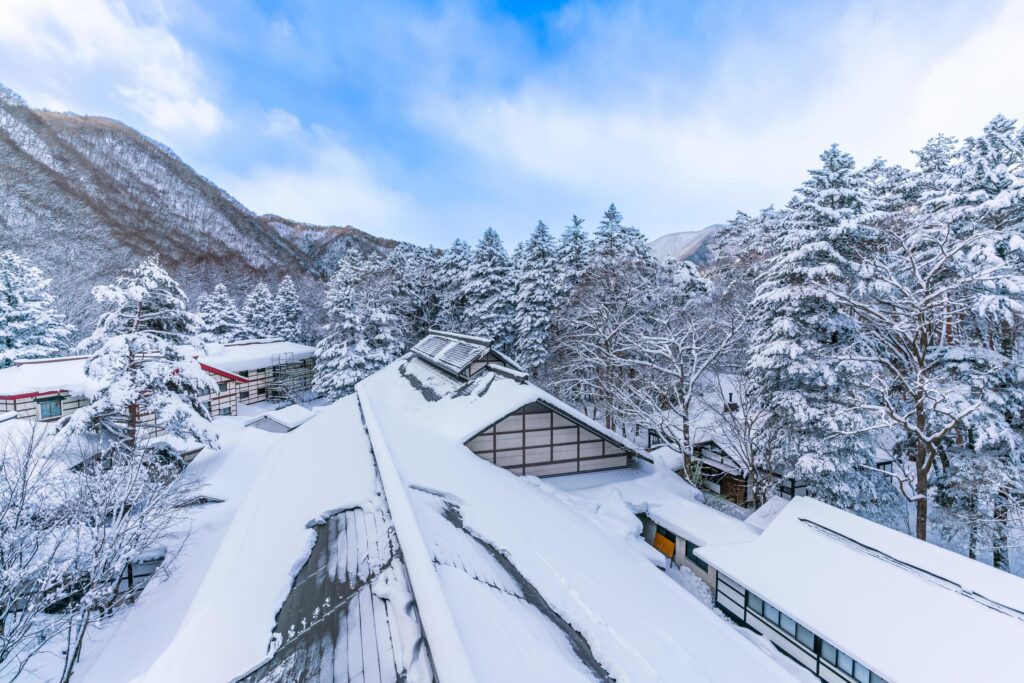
[
  {"left": 38, "top": 397, "right": 62, "bottom": 420},
  {"left": 796, "top": 624, "right": 815, "bottom": 650},
  {"left": 820, "top": 641, "right": 838, "bottom": 665},
  {"left": 655, "top": 525, "right": 676, "bottom": 542},
  {"left": 239, "top": 391, "right": 250, "bottom": 399},
  {"left": 763, "top": 603, "right": 780, "bottom": 624},
  {"left": 837, "top": 651, "right": 855, "bottom": 676},
  {"left": 219, "top": 407, "right": 231, "bottom": 416},
  {"left": 239, "top": 370, "right": 249, "bottom": 378},
  {"left": 684, "top": 540, "right": 709, "bottom": 572},
  {"left": 197, "top": 387, "right": 211, "bottom": 397},
  {"left": 746, "top": 593, "right": 763, "bottom": 615},
  {"left": 780, "top": 613, "right": 797, "bottom": 636},
  {"left": 217, "top": 382, "right": 228, "bottom": 392},
  {"left": 257, "top": 387, "right": 266, "bottom": 396}
]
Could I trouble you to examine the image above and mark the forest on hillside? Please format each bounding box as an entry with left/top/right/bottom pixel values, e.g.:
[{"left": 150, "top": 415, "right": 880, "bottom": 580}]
[{"left": 4, "top": 114, "right": 1024, "bottom": 580}]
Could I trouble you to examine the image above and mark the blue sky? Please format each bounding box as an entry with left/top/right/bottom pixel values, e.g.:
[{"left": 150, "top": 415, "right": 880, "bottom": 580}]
[{"left": 1, "top": 0, "right": 1022, "bottom": 246}]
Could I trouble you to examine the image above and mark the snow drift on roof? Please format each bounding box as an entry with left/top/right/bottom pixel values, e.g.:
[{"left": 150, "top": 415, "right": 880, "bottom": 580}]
[
  {"left": 696, "top": 496, "right": 1024, "bottom": 683},
  {"left": 356, "top": 356, "right": 798, "bottom": 682},
  {"left": 244, "top": 404, "right": 314, "bottom": 430}
]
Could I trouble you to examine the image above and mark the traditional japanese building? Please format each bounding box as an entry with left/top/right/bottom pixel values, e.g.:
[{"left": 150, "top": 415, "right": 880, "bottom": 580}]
[{"left": 0, "top": 338, "right": 316, "bottom": 426}]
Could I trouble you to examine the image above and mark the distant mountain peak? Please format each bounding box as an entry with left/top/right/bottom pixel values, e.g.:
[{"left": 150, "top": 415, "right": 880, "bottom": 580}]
[{"left": 647, "top": 224, "right": 724, "bottom": 263}]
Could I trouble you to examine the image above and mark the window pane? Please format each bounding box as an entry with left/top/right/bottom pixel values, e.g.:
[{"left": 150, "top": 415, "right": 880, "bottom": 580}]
[
  {"left": 820, "top": 641, "right": 837, "bottom": 665},
  {"left": 869, "top": 673, "right": 887, "bottom": 683},
  {"left": 780, "top": 613, "right": 797, "bottom": 636},
  {"left": 838, "top": 651, "right": 854, "bottom": 675},
  {"left": 853, "top": 662, "right": 871, "bottom": 683},
  {"left": 763, "top": 603, "right": 779, "bottom": 625},
  {"left": 747, "top": 594, "right": 763, "bottom": 615},
  {"left": 796, "top": 624, "right": 815, "bottom": 649}
]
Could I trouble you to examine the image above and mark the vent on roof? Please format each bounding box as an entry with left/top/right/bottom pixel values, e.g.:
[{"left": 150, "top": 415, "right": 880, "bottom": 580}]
[
  {"left": 438, "top": 341, "right": 478, "bottom": 368},
  {"left": 410, "top": 333, "right": 488, "bottom": 376},
  {"left": 413, "top": 335, "right": 449, "bottom": 357}
]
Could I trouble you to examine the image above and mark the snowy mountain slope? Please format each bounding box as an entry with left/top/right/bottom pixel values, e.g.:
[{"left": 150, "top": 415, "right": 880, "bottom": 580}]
[
  {"left": 0, "top": 85, "right": 395, "bottom": 332},
  {"left": 647, "top": 223, "right": 725, "bottom": 263}
]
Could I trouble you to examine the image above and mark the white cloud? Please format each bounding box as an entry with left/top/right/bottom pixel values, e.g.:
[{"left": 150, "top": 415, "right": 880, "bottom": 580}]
[
  {"left": 0, "top": 0, "right": 223, "bottom": 135},
  {"left": 263, "top": 108, "right": 302, "bottom": 138},
  {"left": 411, "top": 1, "right": 1022, "bottom": 238},
  {"left": 220, "top": 124, "right": 420, "bottom": 237}
]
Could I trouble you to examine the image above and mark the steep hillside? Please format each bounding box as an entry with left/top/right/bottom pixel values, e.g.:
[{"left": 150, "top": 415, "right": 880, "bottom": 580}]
[
  {"left": 648, "top": 223, "right": 724, "bottom": 264},
  {"left": 0, "top": 85, "right": 394, "bottom": 334}
]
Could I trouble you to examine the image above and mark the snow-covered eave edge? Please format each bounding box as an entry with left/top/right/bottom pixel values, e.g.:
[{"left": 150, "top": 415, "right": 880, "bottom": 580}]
[{"left": 355, "top": 384, "right": 477, "bottom": 683}]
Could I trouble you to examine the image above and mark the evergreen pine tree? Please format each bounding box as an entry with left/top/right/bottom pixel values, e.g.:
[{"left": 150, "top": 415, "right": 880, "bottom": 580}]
[
  {"left": 195, "top": 283, "right": 247, "bottom": 343},
  {"left": 434, "top": 239, "right": 471, "bottom": 330},
  {"left": 513, "top": 221, "right": 559, "bottom": 372},
  {"left": 314, "top": 254, "right": 404, "bottom": 399},
  {"left": 591, "top": 203, "right": 652, "bottom": 264},
  {"left": 748, "top": 145, "right": 885, "bottom": 514},
  {"left": 70, "top": 257, "right": 216, "bottom": 456},
  {"left": 384, "top": 244, "right": 438, "bottom": 347},
  {"left": 241, "top": 283, "right": 276, "bottom": 338},
  {"left": 270, "top": 276, "right": 303, "bottom": 341},
  {"left": 0, "top": 250, "right": 70, "bottom": 367},
  {"left": 555, "top": 215, "right": 590, "bottom": 302},
  {"left": 463, "top": 228, "right": 515, "bottom": 347}
]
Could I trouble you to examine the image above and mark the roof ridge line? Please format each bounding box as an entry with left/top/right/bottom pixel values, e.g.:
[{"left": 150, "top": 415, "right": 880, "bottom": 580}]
[{"left": 355, "top": 386, "right": 478, "bottom": 683}]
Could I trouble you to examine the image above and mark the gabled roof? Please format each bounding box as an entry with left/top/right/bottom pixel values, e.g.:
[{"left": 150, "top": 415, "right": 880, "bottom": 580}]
[
  {"left": 696, "top": 496, "right": 1024, "bottom": 683},
  {"left": 353, "top": 353, "right": 798, "bottom": 681},
  {"left": 79, "top": 398, "right": 432, "bottom": 682},
  {"left": 244, "top": 404, "right": 314, "bottom": 431}
]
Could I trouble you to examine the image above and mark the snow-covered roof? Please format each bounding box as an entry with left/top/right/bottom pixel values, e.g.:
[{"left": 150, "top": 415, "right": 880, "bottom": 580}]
[
  {"left": 0, "top": 355, "right": 90, "bottom": 398},
  {"left": 696, "top": 496, "right": 1024, "bottom": 683},
  {"left": 0, "top": 339, "right": 313, "bottom": 399},
  {"left": 647, "top": 499, "right": 761, "bottom": 548},
  {"left": 78, "top": 399, "right": 431, "bottom": 682},
  {"left": 354, "top": 354, "right": 798, "bottom": 681},
  {"left": 243, "top": 404, "right": 313, "bottom": 431},
  {"left": 744, "top": 495, "right": 790, "bottom": 530},
  {"left": 194, "top": 338, "right": 314, "bottom": 373}
]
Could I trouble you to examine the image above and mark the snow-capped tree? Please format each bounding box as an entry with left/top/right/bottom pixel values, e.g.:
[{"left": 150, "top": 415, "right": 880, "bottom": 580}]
[
  {"left": 591, "top": 203, "right": 651, "bottom": 265},
  {"left": 69, "top": 257, "right": 217, "bottom": 457},
  {"left": 434, "top": 239, "right": 472, "bottom": 332},
  {"left": 463, "top": 228, "right": 514, "bottom": 348},
  {"left": 555, "top": 215, "right": 590, "bottom": 303},
  {"left": 314, "top": 254, "right": 404, "bottom": 399},
  {"left": 0, "top": 423, "right": 199, "bottom": 682},
  {"left": 747, "top": 145, "right": 891, "bottom": 516},
  {"left": 195, "top": 283, "right": 247, "bottom": 343},
  {"left": 241, "top": 283, "right": 276, "bottom": 338},
  {"left": 0, "top": 250, "right": 71, "bottom": 367},
  {"left": 513, "top": 221, "right": 559, "bottom": 373},
  {"left": 269, "top": 276, "right": 303, "bottom": 341},
  {"left": 383, "top": 244, "right": 438, "bottom": 347}
]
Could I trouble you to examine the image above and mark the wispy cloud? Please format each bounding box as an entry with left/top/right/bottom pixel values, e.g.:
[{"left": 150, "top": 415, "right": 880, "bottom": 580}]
[{"left": 0, "top": 0, "right": 223, "bottom": 135}]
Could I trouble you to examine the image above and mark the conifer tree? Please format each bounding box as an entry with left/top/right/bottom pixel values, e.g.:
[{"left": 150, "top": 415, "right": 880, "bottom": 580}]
[
  {"left": 70, "top": 257, "right": 216, "bottom": 456},
  {"left": 270, "top": 275, "right": 303, "bottom": 341},
  {"left": 384, "top": 244, "right": 438, "bottom": 346},
  {"left": 241, "top": 282, "right": 276, "bottom": 338},
  {"left": 591, "top": 203, "right": 652, "bottom": 264},
  {"left": 748, "top": 145, "right": 885, "bottom": 514},
  {"left": 513, "top": 221, "right": 559, "bottom": 372},
  {"left": 195, "top": 283, "right": 247, "bottom": 343},
  {"left": 0, "top": 250, "right": 71, "bottom": 367},
  {"left": 314, "top": 255, "right": 404, "bottom": 399},
  {"left": 555, "top": 215, "right": 590, "bottom": 302},
  {"left": 434, "top": 239, "right": 471, "bottom": 330},
  {"left": 463, "top": 228, "right": 514, "bottom": 348}
]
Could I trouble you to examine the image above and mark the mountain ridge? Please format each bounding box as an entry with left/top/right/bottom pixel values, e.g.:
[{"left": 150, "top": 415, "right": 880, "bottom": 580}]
[{"left": 0, "top": 84, "right": 396, "bottom": 335}]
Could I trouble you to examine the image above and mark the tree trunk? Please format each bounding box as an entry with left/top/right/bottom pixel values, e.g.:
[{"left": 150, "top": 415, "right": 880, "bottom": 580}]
[
  {"left": 60, "top": 616, "right": 89, "bottom": 683},
  {"left": 993, "top": 494, "right": 1009, "bottom": 570}
]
